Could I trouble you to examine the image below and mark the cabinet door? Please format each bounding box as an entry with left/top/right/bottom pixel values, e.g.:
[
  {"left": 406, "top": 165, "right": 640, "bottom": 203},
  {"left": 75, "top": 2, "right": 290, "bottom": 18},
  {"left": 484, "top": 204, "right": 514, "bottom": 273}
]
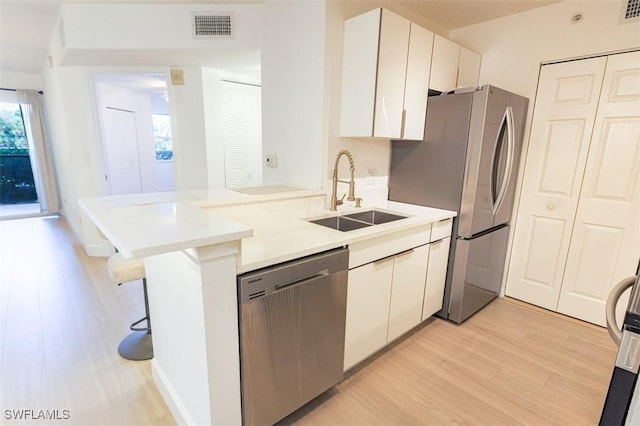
[
  {"left": 344, "top": 259, "right": 393, "bottom": 371},
  {"left": 505, "top": 57, "right": 607, "bottom": 310},
  {"left": 457, "top": 47, "right": 481, "bottom": 88},
  {"left": 556, "top": 51, "right": 640, "bottom": 326},
  {"left": 387, "top": 245, "right": 429, "bottom": 342},
  {"left": 339, "top": 8, "right": 381, "bottom": 137},
  {"left": 373, "top": 9, "right": 410, "bottom": 138},
  {"left": 422, "top": 238, "right": 450, "bottom": 320},
  {"left": 429, "top": 35, "right": 459, "bottom": 92},
  {"left": 402, "top": 23, "right": 433, "bottom": 140}
]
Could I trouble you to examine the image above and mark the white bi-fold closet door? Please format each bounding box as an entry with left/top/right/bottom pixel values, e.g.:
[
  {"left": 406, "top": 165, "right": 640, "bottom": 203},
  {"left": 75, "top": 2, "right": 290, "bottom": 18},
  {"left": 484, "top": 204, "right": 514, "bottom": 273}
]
[{"left": 506, "top": 50, "right": 640, "bottom": 326}]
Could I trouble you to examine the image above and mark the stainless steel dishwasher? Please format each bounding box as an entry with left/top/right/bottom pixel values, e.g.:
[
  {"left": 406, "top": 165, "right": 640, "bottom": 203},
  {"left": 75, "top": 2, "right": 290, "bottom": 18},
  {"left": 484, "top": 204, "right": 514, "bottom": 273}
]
[{"left": 237, "top": 247, "right": 349, "bottom": 426}]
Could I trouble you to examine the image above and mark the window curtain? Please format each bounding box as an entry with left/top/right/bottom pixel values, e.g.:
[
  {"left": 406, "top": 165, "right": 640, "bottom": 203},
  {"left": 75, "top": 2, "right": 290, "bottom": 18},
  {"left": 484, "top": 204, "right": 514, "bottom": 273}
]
[{"left": 16, "top": 90, "right": 60, "bottom": 214}]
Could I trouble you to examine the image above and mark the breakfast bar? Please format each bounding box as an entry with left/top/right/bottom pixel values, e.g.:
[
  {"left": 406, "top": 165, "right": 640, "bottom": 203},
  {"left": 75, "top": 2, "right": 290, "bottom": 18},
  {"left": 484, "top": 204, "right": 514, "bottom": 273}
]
[{"left": 80, "top": 186, "right": 455, "bottom": 425}]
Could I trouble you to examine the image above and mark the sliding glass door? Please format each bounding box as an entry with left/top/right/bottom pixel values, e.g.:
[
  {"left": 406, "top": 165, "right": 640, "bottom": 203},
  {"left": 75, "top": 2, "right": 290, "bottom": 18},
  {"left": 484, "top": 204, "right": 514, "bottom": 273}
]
[
  {"left": 0, "top": 89, "right": 59, "bottom": 219},
  {"left": 0, "top": 101, "right": 39, "bottom": 218}
]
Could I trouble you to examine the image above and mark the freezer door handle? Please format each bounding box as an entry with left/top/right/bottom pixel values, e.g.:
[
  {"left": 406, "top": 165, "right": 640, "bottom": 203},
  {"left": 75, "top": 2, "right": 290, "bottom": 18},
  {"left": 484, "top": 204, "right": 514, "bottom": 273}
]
[{"left": 490, "top": 105, "right": 515, "bottom": 215}]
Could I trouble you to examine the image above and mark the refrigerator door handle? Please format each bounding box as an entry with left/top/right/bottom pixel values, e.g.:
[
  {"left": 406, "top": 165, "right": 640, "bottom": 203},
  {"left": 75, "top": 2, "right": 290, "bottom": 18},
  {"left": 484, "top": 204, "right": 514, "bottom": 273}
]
[{"left": 490, "top": 105, "right": 515, "bottom": 215}]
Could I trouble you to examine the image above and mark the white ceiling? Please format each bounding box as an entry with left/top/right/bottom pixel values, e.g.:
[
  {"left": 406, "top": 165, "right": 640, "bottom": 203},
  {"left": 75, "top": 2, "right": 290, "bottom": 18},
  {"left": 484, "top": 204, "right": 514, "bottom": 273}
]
[{"left": 0, "top": 0, "right": 561, "bottom": 76}]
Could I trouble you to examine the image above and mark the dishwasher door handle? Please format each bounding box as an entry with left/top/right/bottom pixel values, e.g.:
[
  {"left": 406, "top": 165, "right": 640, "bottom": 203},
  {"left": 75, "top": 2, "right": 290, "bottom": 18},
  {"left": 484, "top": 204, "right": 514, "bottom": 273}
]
[{"left": 274, "top": 270, "right": 330, "bottom": 292}]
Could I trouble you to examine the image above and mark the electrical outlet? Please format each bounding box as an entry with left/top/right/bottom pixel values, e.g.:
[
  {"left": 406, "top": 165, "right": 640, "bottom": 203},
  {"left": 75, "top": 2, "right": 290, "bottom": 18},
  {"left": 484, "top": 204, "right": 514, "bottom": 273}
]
[
  {"left": 366, "top": 168, "right": 376, "bottom": 185},
  {"left": 265, "top": 154, "right": 278, "bottom": 168}
]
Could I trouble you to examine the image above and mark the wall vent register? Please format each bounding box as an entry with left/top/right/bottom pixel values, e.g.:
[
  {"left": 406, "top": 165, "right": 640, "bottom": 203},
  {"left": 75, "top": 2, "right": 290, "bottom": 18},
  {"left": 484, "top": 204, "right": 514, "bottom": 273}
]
[
  {"left": 192, "top": 13, "right": 234, "bottom": 38},
  {"left": 621, "top": 0, "right": 640, "bottom": 23}
]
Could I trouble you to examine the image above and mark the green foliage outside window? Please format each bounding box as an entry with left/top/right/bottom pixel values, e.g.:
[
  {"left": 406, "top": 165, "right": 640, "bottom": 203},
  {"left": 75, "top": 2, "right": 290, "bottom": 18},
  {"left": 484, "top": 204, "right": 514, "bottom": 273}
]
[
  {"left": 0, "top": 103, "right": 37, "bottom": 204},
  {"left": 153, "top": 114, "right": 173, "bottom": 161}
]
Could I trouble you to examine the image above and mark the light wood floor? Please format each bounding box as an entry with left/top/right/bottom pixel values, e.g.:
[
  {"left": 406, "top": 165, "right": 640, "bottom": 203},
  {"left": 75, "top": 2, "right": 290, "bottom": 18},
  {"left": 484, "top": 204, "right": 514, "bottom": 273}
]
[{"left": 0, "top": 216, "right": 618, "bottom": 425}]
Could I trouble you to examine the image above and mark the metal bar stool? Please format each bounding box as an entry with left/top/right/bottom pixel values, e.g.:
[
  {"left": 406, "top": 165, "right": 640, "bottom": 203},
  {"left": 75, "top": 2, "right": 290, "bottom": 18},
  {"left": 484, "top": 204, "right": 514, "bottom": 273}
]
[{"left": 107, "top": 252, "right": 153, "bottom": 360}]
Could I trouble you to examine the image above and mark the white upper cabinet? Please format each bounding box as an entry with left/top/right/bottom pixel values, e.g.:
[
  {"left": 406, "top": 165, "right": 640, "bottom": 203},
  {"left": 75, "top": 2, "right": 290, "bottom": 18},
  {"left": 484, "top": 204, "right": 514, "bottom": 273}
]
[
  {"left": 429, "top": 35, "right": 459, "bottom": 92},
  {"left": 340, "top": 8, "right": 433, "bottom": 140},
  {"left": 402, "top": 23, "right": 434, "bottom": 140},
  {"left": 430, "top": 35, "right": 481, "bottom": 92},
  {"left": 457, "top": 46, "right": 481, "bottom": 88}
]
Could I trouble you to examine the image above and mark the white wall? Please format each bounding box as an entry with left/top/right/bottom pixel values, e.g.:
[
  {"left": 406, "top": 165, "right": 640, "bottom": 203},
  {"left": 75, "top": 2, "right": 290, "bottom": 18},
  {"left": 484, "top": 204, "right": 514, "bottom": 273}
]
[
  {"left": 260, "top": 0, "right": 327, "bottom": 189},
  {"left": 168, "top": 67, "right": 209, "bottom": 191},
  {"left": 201, "top": 68, "right": 229, "bottom": 189},
  {"left": 42, "top": 64, "right": 107, "bottom": 254},
  {"left": 0, "top": 70, "right": 43, "bottom": 91}
]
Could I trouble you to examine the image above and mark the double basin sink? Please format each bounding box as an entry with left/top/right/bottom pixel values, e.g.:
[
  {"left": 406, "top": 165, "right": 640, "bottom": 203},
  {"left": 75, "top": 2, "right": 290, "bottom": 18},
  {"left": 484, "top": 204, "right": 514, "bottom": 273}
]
[{"left": 309, "top": 209, "right": 408, "bottom": 232}]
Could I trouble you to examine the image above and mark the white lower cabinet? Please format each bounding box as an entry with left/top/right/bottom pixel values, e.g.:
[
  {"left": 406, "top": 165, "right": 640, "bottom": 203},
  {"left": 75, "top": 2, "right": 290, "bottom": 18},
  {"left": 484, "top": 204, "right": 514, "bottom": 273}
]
[
  {"left": 344, "top": 242, "right": 443, "bottom": 371},
  {"left": 387, "top": 245, "right": 430, "bottom": 342},
  {"left": 422, "top": 237, "right": 450, "bottom": 319},
  {"left": 344, "top": 220, "right": 452, "bottom": 372},
  {"left": 344, "top": 258, "right": 394, "bottom": 371}
]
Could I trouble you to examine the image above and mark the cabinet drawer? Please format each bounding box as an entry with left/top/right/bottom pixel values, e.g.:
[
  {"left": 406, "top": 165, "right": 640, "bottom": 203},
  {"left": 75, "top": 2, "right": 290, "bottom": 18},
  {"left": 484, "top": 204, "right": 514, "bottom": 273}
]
[
  {"left": 430, "top": 218, "right": 453, "bottom": 242},
  {"left": 348, "top": 224, "right": 431, "bottom": 269}
]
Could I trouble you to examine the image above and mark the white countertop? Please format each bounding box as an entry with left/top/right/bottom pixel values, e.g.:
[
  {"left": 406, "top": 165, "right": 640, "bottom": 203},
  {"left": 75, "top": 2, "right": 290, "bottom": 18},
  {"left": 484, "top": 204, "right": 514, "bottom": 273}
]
[{"left": 80, "top": 186, "right": 456, "bottom": 273}]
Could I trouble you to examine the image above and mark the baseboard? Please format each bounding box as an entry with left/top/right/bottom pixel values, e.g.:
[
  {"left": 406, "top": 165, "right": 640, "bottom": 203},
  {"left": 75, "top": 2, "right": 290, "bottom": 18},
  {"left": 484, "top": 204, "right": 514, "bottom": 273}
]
[
  {"left": 61, "top": 211, "right": 113, "bottom": 257},
  {"left": 151, "top": 360, "right": 194, "bottom": 426},
  {"left": 64, "top": 212, "right": 85, "bottom": 247}
]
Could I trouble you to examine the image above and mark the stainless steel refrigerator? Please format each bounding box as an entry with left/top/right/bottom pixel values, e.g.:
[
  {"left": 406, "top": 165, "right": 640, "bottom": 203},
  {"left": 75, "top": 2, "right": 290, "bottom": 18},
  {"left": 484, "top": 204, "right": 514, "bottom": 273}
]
[{"left": 388, "top": 85, "right": 528, "bottom": 323}]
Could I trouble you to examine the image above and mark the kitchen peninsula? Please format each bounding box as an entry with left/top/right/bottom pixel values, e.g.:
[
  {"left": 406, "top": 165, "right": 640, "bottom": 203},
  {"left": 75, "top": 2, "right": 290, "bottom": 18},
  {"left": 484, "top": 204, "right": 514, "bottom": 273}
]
[{"left": 80, "top": 186, "right": 455, "bottom": 425}]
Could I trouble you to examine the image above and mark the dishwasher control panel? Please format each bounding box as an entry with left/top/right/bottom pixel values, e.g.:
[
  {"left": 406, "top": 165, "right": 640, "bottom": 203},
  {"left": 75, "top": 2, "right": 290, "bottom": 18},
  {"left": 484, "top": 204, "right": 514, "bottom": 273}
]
[{"left": 237, "top": 247, "right": 349, "bottom": 303}]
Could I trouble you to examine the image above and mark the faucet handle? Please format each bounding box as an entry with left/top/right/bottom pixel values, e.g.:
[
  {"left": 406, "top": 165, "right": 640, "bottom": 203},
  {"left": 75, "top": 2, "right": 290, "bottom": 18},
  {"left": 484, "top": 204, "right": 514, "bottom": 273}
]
[{"left": 336, "top": 193, "right": 346, "bottom": 206}]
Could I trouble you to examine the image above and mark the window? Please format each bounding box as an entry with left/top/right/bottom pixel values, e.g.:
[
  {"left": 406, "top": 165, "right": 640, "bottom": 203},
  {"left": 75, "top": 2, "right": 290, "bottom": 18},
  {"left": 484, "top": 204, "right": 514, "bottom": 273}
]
[
  {"left": 152, "top": 114, "right": 173, "bottom": 161},
  {"left": 0, "top": 102, "right": 37, "bottom": 205}
]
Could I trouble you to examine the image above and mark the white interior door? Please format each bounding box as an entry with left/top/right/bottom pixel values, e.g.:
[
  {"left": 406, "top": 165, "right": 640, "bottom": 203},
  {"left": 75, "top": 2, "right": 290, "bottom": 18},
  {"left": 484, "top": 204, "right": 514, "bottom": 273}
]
[
  {"left": 103, "top": 107, "right": 142, "bottom": 195},
  {"left": 506, "top": 57, "right": 607, "bottom": 310},
  {"left": 557, "top": 51, "right": 640, "bottom": 326},
  {"left": 222, "top": 82, "right": 262, "bottom": 189}
]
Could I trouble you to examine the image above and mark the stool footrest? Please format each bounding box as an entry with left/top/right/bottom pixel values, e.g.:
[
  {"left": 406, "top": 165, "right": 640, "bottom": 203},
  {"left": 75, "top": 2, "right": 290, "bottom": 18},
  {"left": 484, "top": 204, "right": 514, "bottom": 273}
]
[{"left": 130, "top": 316, "right": 150, "bottom": 332}]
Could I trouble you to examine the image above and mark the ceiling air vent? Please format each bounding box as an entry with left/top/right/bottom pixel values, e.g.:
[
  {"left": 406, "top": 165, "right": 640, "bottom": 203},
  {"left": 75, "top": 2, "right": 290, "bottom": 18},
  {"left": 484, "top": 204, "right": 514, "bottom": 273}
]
[
  {"left": 620, "top": 0, "right": 640, "bottom": 23},
  {"left": 192, "top": 12, "right": 234, "bottom": 39}
]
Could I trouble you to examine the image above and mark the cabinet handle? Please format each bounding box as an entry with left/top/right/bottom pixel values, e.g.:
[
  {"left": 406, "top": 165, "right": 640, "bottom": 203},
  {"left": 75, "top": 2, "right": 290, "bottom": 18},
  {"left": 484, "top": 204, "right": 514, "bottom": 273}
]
[
  {"left": 400, "top": 109, "right": 406, "bottom": 139},
  {"left": 373, "top": 248, "right": 415, "bottom": 264},
  {"left": 395, "top": 248, "right": 415, "bottom": 258},
  {"left": 373, "top": 255, "right": 395, "bottom": 265},
  {"left": 373, "top": 248, "right": 415, "bottom": 263}
]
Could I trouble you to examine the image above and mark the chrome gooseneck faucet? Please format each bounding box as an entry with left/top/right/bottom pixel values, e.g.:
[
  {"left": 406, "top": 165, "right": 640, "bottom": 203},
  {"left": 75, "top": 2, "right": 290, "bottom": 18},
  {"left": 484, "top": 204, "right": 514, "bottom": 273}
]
[{"left": 330, "top": 149, "right": 358, "bottom": 211}]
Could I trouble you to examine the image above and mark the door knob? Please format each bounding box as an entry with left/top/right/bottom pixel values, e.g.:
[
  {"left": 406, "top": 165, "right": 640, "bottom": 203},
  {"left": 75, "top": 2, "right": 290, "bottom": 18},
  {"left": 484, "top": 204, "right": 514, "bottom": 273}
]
[{"left": 546, "top": 204, "right": 555, "bottom": 211}]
